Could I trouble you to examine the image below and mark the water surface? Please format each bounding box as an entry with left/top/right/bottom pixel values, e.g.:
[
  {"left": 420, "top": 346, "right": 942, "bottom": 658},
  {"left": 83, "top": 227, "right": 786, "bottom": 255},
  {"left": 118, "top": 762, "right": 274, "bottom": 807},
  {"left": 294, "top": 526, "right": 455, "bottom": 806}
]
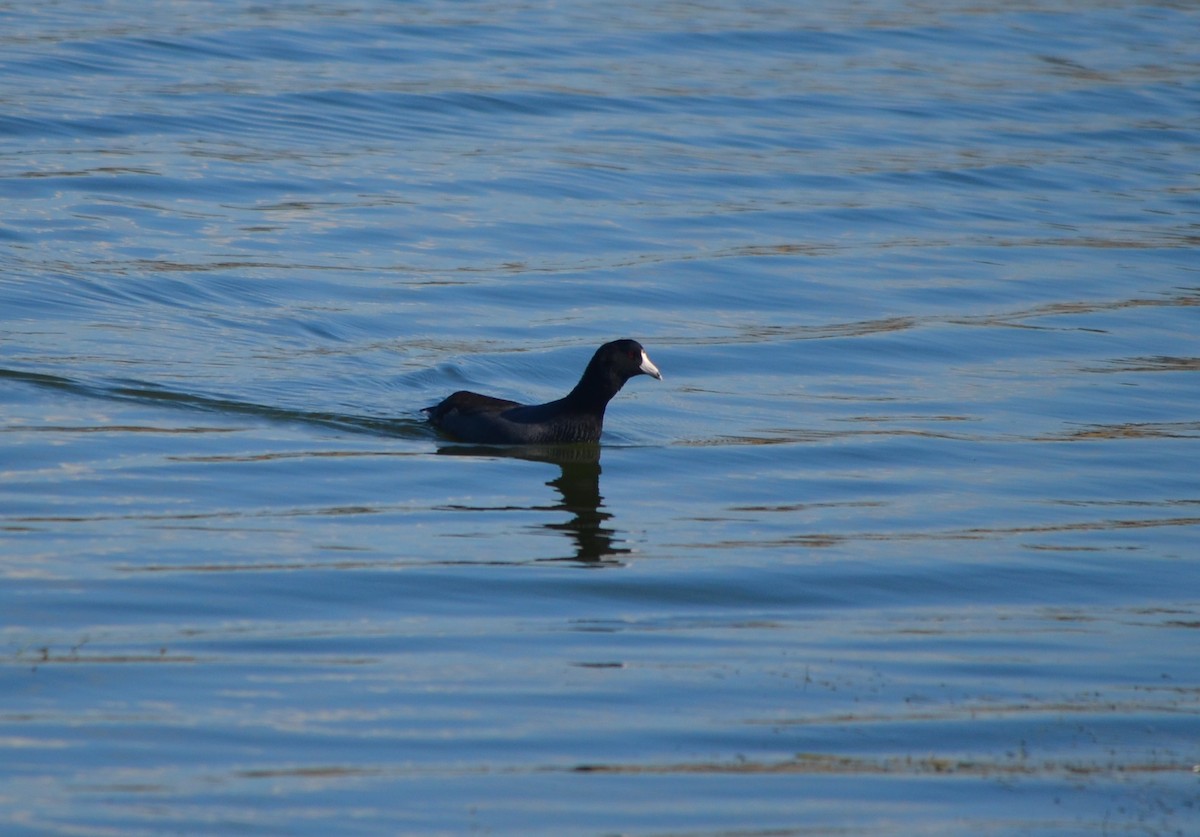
[{"left": 2, "top": 1, "right": 1198, "bottom": 834}]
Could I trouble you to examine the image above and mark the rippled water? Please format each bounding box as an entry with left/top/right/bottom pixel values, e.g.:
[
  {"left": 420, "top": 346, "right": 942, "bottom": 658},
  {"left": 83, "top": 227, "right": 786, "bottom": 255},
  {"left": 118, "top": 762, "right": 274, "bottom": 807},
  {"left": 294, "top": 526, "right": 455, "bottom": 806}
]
[{"left": 2, "top": 1, "right": 1198, "bottom": 834}]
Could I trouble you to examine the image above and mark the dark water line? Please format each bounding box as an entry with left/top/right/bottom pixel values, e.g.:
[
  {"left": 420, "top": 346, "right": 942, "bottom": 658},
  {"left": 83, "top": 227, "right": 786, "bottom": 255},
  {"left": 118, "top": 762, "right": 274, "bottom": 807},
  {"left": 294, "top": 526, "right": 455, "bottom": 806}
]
[{"left": 0, "top": 366, "right": 428, "bottom": 439}]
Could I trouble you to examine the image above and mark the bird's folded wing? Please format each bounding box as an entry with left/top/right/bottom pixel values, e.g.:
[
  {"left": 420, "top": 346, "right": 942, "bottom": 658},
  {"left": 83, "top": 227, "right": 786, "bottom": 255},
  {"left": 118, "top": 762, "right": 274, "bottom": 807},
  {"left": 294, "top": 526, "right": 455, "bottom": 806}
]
[{"left": 425, "top": 390, "right": 521, "bottom": 418}]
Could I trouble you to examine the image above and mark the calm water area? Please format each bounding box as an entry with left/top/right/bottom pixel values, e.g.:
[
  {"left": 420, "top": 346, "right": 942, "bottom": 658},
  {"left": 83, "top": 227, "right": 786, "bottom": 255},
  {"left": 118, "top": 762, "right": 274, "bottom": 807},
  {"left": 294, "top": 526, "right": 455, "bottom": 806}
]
[{"left": 2, "top": 1, "right": 1198, "bottom": 834}]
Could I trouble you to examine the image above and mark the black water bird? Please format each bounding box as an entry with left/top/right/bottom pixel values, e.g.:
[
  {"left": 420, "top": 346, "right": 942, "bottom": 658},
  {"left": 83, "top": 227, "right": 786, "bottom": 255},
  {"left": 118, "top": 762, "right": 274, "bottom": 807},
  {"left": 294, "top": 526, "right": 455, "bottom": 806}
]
[{"left": 423, "top": 339, "right": 662, "bottom": 444}]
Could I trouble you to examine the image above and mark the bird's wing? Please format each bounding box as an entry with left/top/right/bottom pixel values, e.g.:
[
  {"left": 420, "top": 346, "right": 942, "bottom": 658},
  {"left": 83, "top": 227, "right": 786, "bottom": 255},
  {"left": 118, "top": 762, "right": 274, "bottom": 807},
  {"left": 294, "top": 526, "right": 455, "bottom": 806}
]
[{"left": 424, "top": 390, "right": 522, "bottom": 419}]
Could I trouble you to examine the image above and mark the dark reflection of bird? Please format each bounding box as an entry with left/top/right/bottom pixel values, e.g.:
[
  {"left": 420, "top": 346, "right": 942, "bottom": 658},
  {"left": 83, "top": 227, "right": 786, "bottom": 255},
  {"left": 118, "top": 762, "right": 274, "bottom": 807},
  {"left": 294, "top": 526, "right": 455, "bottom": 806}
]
[
  {"left": 435, "top": 444, "right": 627, "bottom": 564},
  {"left": 424, "top": 339, "right": 661, "bottom": 445}
]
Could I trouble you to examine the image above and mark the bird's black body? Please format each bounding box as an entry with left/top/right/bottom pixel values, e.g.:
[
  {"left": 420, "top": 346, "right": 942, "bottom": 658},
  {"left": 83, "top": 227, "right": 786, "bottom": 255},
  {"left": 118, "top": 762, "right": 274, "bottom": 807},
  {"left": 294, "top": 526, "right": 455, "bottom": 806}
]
[{"left": 423, "top": 339, "right": 661, "bottom": 445}]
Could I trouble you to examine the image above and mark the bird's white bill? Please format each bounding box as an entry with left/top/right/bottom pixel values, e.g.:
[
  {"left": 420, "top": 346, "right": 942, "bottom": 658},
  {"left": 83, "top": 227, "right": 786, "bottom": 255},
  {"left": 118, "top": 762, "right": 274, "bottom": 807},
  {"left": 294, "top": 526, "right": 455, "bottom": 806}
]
[{"left": 640, "top": 350, "right": 663, "bottom": 380}]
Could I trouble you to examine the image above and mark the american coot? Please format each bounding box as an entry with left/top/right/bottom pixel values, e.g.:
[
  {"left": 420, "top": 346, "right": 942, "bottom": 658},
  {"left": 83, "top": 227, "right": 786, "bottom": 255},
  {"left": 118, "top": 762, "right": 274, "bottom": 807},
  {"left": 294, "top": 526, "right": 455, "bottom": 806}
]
[{"left": 423, "top": 339, "right": 662, "bottom": 444}]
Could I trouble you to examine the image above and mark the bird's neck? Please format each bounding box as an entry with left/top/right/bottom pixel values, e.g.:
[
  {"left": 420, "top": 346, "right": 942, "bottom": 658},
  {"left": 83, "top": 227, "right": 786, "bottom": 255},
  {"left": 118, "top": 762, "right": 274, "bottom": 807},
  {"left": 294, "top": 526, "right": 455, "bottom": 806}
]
[{"left": 563, "top": 364, "right": 624, "bottom": 413}]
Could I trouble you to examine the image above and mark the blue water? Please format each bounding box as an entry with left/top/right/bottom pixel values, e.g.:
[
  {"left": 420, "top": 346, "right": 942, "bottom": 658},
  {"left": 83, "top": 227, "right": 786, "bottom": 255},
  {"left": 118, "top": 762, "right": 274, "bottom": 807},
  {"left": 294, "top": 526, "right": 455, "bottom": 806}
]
[{"left": 2, "top": 1, "right": 1199, "bottom": 834}]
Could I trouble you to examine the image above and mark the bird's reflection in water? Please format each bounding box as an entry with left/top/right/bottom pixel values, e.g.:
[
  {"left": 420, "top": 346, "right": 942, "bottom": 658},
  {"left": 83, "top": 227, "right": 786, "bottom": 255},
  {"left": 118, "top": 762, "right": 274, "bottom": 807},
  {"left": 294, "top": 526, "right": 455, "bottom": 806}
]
[{"left": 435, "top": 443, "right": 628, "bottom": 565}]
